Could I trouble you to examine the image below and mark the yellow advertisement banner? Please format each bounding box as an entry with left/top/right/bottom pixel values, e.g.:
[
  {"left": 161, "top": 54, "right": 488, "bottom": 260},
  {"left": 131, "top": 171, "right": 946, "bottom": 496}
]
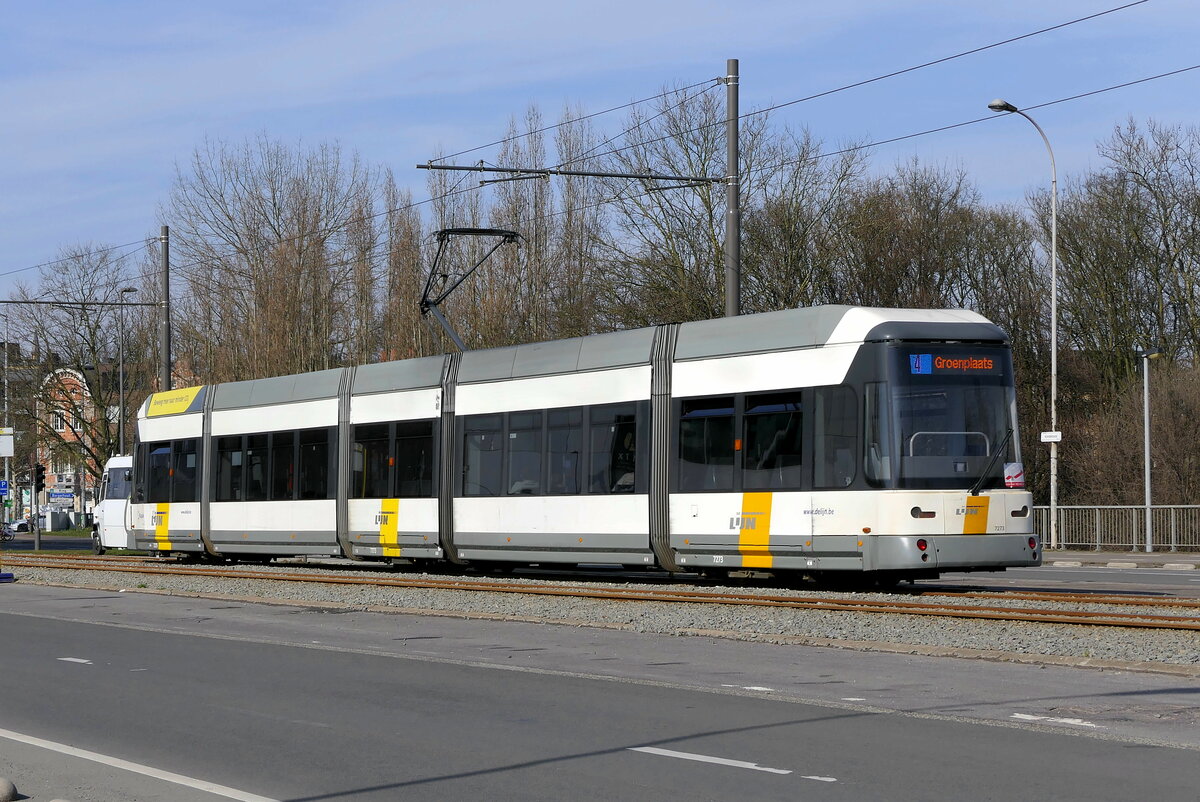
[{"left": 147, "top": 386, "right": 204, "bottom": 418}]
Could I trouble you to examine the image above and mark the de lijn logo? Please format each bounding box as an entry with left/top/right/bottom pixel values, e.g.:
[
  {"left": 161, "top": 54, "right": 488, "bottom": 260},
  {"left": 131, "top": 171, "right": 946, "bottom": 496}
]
[{"left": 909, "top": 354, "right": 933, "bottom": 375}]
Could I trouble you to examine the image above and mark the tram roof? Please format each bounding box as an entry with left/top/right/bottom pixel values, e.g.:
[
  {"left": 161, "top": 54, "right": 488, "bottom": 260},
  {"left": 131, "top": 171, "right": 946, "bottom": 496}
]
[
  {"left": 211, "top": 366, "right": 343, "bottom": 409},
  {"left": 457, "top": 305, "right": 1004, "bottom": 382},
  {"left": 170, "top": 305, "right": 1006, "bottom": 412}
]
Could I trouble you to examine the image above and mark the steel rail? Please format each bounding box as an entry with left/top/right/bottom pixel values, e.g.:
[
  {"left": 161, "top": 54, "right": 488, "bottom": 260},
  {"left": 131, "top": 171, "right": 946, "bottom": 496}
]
[
  {"left": 10, "top": 555, "right": 1200, "bottom": 609},
  {"left": 6, "top": 556, "right": 1200, "bottom": 631}
]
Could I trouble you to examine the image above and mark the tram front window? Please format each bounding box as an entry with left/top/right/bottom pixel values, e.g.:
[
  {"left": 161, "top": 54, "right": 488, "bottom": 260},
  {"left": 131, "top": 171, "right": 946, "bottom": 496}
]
[{"left": 869, "top": 346, "right": 1019, "bottom": 490}]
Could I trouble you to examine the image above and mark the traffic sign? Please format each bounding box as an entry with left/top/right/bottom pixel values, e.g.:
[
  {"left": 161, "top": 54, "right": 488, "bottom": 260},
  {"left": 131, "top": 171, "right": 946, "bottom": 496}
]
[
  {"left": 49, "top": 491, "right": 74, "bottom": 500},
  {"left": 0, "top": 479, "right": 8, "bottom": 496}
]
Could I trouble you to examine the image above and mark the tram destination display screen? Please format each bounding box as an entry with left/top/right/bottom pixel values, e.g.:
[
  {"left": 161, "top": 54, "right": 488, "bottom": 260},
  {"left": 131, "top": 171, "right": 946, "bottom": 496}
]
[{"left": 868, "top": 345, "right": 1019, "bottom": 490}]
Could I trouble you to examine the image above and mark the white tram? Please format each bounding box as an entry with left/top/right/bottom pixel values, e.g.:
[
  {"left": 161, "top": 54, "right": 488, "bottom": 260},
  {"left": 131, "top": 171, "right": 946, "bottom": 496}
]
[{"left": 129, "top": 305, "right": 1041, "bottom": 580}]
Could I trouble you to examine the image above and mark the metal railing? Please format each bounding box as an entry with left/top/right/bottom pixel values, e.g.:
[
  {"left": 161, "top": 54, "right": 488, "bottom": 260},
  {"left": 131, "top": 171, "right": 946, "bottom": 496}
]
[{"left": 1033, "top": 505, "right": 1200, "bottom": 552}]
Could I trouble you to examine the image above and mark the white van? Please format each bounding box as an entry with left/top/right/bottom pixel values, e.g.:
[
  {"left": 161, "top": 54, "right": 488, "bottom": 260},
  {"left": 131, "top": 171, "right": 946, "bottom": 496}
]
[{"left": 92, "top": 455, "right": 133, "bottom": 554}]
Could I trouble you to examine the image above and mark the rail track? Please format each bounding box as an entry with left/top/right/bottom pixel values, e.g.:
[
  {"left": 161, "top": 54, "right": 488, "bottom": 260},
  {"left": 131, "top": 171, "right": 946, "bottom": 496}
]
[{"left": 5, "top": 553, "right": 1200, "bottom": 632}]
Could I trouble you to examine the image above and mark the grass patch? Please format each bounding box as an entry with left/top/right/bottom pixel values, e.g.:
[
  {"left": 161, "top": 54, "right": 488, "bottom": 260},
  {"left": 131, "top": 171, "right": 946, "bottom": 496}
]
[{"left": 45, "top": 527, "right": 92, "bottom": 539}]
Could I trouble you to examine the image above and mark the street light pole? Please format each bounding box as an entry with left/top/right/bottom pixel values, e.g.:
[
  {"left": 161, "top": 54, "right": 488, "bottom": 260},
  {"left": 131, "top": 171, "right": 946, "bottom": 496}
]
[
  {"left": 117, "top": 287, "right": 138, "bottom": 454},
  {"left": 989, "top": 98, "right": 1059, "bottom": 549},
  {"left": 1138, "top": 347, "right": 1161, "bottom": 553}
]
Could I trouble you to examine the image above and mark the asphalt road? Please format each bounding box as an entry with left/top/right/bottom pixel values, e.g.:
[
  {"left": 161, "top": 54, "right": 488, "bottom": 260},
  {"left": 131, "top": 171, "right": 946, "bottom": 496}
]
[
  {"left": 1, "top": 584, "right": 1198, "bottom": 801},
  {"left": 1, "top": 532, "right": 93, "bottom": 552},
  {"left": 932, "top": 565, "right": 1200, "bottom": 597}
]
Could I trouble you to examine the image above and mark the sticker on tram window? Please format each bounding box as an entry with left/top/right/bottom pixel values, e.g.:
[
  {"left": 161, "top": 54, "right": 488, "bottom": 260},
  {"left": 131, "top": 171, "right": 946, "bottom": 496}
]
[{"left": 1004, "top": 463, "right": 1025, "bottom": 488}]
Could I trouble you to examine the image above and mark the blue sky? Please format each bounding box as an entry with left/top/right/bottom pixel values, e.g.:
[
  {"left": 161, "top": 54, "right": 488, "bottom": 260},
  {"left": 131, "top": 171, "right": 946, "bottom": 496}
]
[{"left": 2, "top": 0, "right": 1197, "bottom": 299}]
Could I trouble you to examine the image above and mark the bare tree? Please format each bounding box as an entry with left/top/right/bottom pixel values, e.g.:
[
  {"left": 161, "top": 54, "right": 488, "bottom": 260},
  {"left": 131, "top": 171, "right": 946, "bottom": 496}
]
[
  {"left": 165, "top": 135, "right": 381, "bottom": 382},
  {"left": 8, "top": 246, "right": 144, "bottom": 491}
]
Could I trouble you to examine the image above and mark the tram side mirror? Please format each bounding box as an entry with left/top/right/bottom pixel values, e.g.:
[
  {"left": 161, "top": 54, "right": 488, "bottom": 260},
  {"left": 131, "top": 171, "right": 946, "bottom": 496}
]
[{"left": 123, "top": 470, "right": 132, "bottom": 482}]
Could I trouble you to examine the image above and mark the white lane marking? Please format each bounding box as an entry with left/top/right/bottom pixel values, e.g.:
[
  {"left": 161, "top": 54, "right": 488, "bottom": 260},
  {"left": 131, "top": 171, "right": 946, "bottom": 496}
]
[
  {"left": 841, "top": 697, "right": 867, "bottom": 701},
  {"left": 630, "top": 746, "right": 794, "bottom": 775},
  {"left": 57, "top": 657, "right": 92, "bottom": 664},
  {"left": 720, "top": 684, "right": 775, "bottom": 692},
  {"left": 0, "top": 726, "right": 280, "bottom": 802},
  {"left": 802, "top": 775, "right": 838, "bottom": 782},
  {"left": 1011, "top": 713, "right": 1104, "bottom": 729}
]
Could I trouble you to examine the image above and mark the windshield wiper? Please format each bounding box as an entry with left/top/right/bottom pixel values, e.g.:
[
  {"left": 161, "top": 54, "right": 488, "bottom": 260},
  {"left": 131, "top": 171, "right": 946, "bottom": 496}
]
[{"left": 970, "top": 428, "right": 1013, "bottom": 496}]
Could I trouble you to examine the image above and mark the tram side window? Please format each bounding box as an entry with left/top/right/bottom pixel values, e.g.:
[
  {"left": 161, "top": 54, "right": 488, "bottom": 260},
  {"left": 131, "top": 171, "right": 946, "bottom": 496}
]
[
  {"left": 547, "top": 408, "right": 583, "bottom": 495},
  {"left": 814, "top": 386, "right": 857, "bottom": 489},
  {"left": 133, "top": 441, "right": 147, "bottom": 502},
  {"left": 463, "top": 415, "right": 503, "bottom": 496},
  {"left": 679, "top": 397, "right": 736, "bottom": 492},
  {"left": 146, "top": 441, "right": 172, "bottom": 503},
  {"left": 298, "top": 428, "right": 334, "bottom": 499},
  {"left": 743, "top": 392, "right": 803, "bottom": 490},
  {"left": 352, "top": 423, "right": 391, "bottom": 499},
  {"left": 507, "top": 411, "right": 542, "bottom": 495},
  {"left": 245, "top": 433, "right": 269, "bottom": 501},
  {"left": 171, "top": 439, "right": 199, "bottom": 502},
  {"left": 396, "top": 420, "right": 435, "bottom": 497},
  {"left": 270, "top": 431, "right": 296, "bottom": 500},
  {"left": 864, "top": 382, "right": 892, "bottom": 485},
  {"left": 214, "top": 436, "right": 244, "bottom": 501},
  {"left": 589, "top": 403, "right": 637, "bottom": 494}
]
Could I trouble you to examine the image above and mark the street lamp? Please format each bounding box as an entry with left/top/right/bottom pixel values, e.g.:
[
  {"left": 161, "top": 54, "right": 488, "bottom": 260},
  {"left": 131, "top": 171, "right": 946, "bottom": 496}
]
[
  {"left": 1138, "top": 346, "right": 1161, "bottom": 553},
  {"left": 989, "top": 98, "right": 1060, "bottom": 549},
  {"left": 118, "top": 287, "right": 138, "bottom": 454}
]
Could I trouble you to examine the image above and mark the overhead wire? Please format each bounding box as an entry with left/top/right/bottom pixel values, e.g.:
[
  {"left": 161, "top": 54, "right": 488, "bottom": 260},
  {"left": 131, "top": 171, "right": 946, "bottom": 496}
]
[
  {"left": 0, "top": 239, "right": 152, "bottom": 283},
  {"left": 169, "top": 3, "right": 1149, "bottom": 280},
  {"left": 546, "top": 1, "right": 1154, "bottom": 169},
  {"left": 424, "top": 63, "right": 1200, "bottom": 235},
  {"left": 128, "top": 59, "right": 1200, "bottom": 309},
  {"left": 1, "top": 1, "right": 1165, "bottom": 297},
  {"left": 431, "top": 78, "right": 720, "bottom": 165}
]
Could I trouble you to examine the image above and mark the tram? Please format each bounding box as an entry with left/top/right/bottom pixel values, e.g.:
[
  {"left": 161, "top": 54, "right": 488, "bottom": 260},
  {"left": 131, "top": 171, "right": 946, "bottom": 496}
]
[{"left": 129, "top": 305, "right": 1040, "bottom": 581}]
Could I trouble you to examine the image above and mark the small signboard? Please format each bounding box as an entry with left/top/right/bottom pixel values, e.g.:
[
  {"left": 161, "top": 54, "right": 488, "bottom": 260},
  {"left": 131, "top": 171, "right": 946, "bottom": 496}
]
[
  {"left": 0, "top": 479, "right": 8, "bottom": 496},
  {"left": 49, "top": 491, "right": 74, "bottom": 500},
  {"left": 1040, "top": 431, "right": 1062, "bottom": 443}
]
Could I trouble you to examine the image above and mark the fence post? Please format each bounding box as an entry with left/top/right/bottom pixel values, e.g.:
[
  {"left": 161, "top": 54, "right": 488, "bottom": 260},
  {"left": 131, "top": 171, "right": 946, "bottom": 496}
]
[
  {"left": 1170, "top": 507, "right": 1178, "bottom": 552},
  {"left": 1094, "top": 507, "right": 1101, "bottom": 551}
]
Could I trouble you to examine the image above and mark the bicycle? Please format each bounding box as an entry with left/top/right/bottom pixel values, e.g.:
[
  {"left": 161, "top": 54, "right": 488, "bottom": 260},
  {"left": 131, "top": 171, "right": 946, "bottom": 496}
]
[{"left": 0, "top": 525, "right": 15, "bottom": 542}]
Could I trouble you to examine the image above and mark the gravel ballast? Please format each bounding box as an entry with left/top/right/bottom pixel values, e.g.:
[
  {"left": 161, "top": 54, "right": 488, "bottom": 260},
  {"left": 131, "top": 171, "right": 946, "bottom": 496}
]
[{"left": 13, "top": 563, "right": 1200, "bottom": 675}]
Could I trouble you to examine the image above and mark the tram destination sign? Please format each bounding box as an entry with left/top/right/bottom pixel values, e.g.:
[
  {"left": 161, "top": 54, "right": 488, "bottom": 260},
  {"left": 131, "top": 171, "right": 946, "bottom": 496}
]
[{"left": 908, "top": 353, "right": 1003, "bottom": 376}]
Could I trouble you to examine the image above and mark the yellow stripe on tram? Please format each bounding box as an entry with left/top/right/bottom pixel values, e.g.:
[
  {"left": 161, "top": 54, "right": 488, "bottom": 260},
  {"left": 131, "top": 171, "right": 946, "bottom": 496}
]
[
  {"left": 154, "top": 503, "right": 173, "bottom": 551},
  {"left": 379, "top": 499, "right": 401, "bottom": 558},
  {"left": 962, "top": 495, "right": 990, "bottom": 535},
  {"left": 738, "top": 491, "right": 773, "bottom": 569}
]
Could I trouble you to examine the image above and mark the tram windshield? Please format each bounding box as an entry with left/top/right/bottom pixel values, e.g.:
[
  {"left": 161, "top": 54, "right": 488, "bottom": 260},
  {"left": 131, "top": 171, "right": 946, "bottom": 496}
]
[{"left": 865, "top": 345, "right": 1020, "bottom": 490}]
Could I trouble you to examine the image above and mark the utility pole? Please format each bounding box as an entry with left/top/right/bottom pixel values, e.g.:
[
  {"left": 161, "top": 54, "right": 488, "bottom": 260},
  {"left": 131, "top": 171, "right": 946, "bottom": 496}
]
[
  {"left": 30, "top": 451, "right": 39, "bottom": 551},
  {"left": 159, "top": 225, "right": 172, "bottom": 392},
  {"left": 724, "top": 58, "right": 740, "bottom": 318},
  {"left": 4, "top": 314, "right": 9, "bottom": 525}
]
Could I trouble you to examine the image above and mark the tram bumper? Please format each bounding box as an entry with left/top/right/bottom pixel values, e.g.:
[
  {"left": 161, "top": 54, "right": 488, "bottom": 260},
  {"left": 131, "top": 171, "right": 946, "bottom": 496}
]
[{"left": 869, "top": 533, "right": 1041, "bottom": 572}]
